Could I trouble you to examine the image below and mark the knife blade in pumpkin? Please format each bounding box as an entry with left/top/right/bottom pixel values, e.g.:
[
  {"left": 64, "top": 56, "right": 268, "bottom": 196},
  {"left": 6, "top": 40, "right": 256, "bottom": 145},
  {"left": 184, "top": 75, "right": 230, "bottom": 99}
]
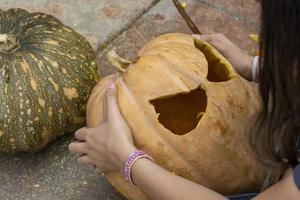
[
  {"left": 172, "top": 0, "right": 206, "bottom": 56},
  {"left": 172, "top": 0, "right": 202, "bottom": 34}
]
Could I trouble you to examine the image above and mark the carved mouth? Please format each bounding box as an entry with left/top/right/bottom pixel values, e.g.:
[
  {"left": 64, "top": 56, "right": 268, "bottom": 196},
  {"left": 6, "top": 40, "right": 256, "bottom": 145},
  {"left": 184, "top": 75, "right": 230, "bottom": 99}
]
[{"left": 150, "top": 86, "right": 207, "bottom": 135}]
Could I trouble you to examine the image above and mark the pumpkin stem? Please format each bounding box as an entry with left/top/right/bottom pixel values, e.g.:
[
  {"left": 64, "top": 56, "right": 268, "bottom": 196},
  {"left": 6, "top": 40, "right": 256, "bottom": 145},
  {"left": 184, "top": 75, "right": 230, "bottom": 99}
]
[
  {"left": 107, "top": 50, "right": 132, "bottom": 72},
  {"left": 0, "top": 34, "right": 18, "bottom": 52}
]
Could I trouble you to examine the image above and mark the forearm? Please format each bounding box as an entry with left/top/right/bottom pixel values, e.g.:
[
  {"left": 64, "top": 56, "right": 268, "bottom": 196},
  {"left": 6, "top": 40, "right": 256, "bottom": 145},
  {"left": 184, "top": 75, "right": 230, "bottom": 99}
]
[
  {"left": 131, "top": 158, "right": 227, "bottom": 200},
  {"left": 130, "top": 159, "right": 299, "bottom": 200},
  {"left": 234, "top": 55, "right": 259, "bottom": 82},
  {"left": 253, "top": 170, "right": 299, "bottom": 200}
]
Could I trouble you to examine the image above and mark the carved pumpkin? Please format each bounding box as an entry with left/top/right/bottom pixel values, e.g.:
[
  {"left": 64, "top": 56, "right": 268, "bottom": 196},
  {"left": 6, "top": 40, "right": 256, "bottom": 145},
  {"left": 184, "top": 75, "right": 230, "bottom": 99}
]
[
  {"left": 87, "top": 33, "right": 267, "bottom": 199},
  {"left": 0, "top": 8, "right": 99, "bottom": 153}
]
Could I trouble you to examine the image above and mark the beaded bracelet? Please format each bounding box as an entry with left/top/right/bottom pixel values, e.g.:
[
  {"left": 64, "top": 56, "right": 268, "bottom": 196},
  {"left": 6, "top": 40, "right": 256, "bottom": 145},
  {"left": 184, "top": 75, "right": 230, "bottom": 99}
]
[{"left": 124, "top": 150, "right": 154, "bottom": 184}]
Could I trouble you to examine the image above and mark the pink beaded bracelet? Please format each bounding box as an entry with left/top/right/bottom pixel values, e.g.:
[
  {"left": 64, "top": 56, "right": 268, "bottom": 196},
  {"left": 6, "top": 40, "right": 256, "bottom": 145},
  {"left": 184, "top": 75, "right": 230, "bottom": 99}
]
[{"left": 124, "top": 150, "right": 154, "bottom": 184}]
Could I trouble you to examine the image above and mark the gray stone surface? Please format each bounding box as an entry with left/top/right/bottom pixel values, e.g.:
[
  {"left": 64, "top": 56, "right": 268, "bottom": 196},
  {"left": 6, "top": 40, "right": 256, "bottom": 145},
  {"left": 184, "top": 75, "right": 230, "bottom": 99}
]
[
  {"left": 0, "top": 0, "right": 260, "bottom": 199},
  {"left": 0, "top": 0, "right": 159, "bottom": 49},
  {"left": 0, "top": 135, "right": 125, "bottom": 200},
  {"left": 97, "top": 0, "right": 260, "bottom": 76}
]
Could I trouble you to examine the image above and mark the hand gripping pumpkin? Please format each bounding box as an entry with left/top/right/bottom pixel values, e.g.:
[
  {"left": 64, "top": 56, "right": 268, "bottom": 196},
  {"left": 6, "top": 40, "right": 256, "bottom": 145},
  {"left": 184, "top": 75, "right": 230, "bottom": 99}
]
[
  {"left": 0, "top": 8, "right": 99, "bottom": 153},
  {"left": 87, "top": 33, "right": 268, "bottom": 199}
]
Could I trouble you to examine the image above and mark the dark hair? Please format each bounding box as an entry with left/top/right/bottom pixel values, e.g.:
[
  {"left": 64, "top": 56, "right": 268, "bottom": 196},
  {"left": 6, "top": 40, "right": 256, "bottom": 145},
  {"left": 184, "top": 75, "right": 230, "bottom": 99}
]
[{"left": 250, "top": 0, "right": 300, "bottom": 174}]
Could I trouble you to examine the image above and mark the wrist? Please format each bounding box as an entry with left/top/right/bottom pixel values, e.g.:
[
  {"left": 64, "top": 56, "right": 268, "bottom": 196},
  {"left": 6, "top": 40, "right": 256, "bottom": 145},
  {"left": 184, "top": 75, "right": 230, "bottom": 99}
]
[
  {"left": 118, "top": 145, "right": 137, "bottom": 170},
  {"left": 239, "top": 54, "right": 253, "bottom": 81},
  {"left": 123, "top": 150, "right": 154, "bottom": 184}
]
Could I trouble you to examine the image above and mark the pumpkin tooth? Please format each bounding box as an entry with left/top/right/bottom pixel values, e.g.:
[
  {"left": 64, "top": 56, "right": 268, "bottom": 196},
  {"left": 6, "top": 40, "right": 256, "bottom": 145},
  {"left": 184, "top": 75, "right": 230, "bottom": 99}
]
[{"left": 107, "top": 50, "right": 132, "bottom": 72}]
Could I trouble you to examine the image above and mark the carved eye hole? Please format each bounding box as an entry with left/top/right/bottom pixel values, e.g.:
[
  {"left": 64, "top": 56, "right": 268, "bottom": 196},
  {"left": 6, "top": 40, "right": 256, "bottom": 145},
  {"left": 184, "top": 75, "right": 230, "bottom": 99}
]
[
  {"left": 206, "top": 54, "right": 235, "bottom": 82},
  {"left": 150, "top": 86, "right": 207, "bottom": 135},
  {"left": 194, "top": 39, "right": 235, "bottom": 82}
]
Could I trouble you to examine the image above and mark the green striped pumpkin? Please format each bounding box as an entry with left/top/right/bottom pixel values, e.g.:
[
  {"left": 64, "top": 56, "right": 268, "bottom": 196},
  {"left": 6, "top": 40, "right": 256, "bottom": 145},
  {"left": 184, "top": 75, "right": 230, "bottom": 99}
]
[{"left": 0, "top": 8, "right": 99, "bottom": 153}]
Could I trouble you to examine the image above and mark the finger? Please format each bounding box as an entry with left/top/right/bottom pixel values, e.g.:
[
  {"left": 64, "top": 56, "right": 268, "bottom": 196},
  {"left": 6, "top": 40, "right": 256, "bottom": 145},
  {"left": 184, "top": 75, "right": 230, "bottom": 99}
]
[
  {"left": 192, "top": 34, "right": 212, "bottom": 42},
  {"left": 69, "top": 141, "right": 87, "bottom": 155},
  {"left": 75, "top": 127, "right": 88, "bottom": 141},
  {"left": 77, "top": 155, "right": 91, "bottom": 166},
  {"left": 95, "top": 167, "right": 106, "bottom": 176},
  {"left": 106, "top": 82, "right": 123, "bottom": 122}
]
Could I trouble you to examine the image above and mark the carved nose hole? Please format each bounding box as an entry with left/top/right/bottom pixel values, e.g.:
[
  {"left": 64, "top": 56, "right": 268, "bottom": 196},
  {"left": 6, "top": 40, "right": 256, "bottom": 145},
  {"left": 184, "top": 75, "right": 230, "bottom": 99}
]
[{"left": 150, "top": 86, "right": 207, "bottom": 135}]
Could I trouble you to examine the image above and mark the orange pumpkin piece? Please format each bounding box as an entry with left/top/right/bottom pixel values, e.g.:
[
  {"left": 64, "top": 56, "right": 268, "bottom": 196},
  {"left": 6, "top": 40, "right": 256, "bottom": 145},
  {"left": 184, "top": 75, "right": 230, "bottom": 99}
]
[{"left": 87, "top": 33, "right": 268, "bottom": 200}]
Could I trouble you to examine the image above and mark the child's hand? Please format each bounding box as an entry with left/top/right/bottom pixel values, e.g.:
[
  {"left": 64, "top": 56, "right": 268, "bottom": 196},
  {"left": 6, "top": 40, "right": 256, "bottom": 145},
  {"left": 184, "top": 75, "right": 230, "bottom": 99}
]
[
  {"left": 69, "top": 83, "right": 136, "bottom": 173},
  {"left": 193, "top": 34, "right": 253, "bottom": 81}
]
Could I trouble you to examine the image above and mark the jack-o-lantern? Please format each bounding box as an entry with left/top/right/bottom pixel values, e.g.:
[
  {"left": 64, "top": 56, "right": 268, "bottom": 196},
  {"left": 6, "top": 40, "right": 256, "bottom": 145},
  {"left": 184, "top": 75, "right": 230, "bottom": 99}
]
[{"left": 87, "top": 33, "right": 268, "bottom": 199}]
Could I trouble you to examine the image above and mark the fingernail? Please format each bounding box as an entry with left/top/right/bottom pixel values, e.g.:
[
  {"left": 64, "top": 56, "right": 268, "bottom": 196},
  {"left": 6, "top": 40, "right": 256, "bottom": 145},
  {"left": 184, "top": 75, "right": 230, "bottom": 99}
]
[
  {"left": 108, "top": 82, "right": 115, "bottom": 89},
  {"left": 192, "top": 34, "right": 201, "bottom": 40}
]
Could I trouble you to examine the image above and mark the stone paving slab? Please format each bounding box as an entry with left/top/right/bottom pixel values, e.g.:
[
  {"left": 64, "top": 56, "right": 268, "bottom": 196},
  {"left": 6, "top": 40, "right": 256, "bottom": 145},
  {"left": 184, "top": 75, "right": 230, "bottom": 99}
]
[
  {"left": 97, "top": 0, "right": 260, "bottom": 77},
  {"left": 0, "top": 0, "right": 159, "bottom": 49},
  {"left": 0, "top": 134, "right": 125, "bottom": 200},
  {"left": 0, "top": 0, "right": 261, "bottom": 200},
  {"left": 195, "top": 0, "right": 260, "bottom": 27}
]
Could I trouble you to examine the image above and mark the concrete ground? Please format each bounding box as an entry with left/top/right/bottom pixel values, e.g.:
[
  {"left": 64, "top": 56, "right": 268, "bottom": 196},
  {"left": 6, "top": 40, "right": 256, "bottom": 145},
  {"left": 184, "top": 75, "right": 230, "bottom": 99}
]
[{"left": 0, "top": 0, "right": 260, "bottom": 199}]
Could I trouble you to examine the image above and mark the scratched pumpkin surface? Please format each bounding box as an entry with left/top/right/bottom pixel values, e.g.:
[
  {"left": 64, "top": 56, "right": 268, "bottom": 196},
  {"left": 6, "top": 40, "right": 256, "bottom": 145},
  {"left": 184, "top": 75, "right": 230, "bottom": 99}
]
[
  {"left": 0, "top": 8, "right": 99, "bottom": 153},
  {"left": 87, "top": 34, "right": 268, "bottom": 198}
]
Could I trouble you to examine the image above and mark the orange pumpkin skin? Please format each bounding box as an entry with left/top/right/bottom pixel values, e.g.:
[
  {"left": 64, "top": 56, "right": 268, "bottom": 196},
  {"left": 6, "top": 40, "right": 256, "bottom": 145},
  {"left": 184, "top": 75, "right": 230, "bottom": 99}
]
[{"left": 87, "top": 33, "right": 267, "bottom": 199}]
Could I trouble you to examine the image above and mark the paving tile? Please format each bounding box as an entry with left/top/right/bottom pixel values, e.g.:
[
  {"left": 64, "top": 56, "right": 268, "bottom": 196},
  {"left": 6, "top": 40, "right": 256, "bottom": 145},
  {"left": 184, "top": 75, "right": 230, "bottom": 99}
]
[
  {"left": 0, "top": 134, "right": 125, "bottom": 200},
  {"left": 196, "top": 0, "right": 260, "bottom": 27},
  {"left": 0, "top": 0, "right": 159, "bottom": 49},
  {"left": 97, "top": 0, "right": 260, "bottom": 77}
]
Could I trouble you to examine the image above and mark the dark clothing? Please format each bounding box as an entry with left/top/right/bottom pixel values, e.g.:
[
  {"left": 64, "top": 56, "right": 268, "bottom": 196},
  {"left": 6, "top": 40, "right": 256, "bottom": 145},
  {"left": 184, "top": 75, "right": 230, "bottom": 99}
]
[
  {"left": 294, "top": 133, "right": 300, "bottom": 190},
  {"left": 294, "top": 164, "right": 300, "bottom": 190},
  {"left": 227, "top": 164, "right": 299, "bottom": 200},
  {"left": 228, "top": 193, "right": 257, "bottom": 200}
]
